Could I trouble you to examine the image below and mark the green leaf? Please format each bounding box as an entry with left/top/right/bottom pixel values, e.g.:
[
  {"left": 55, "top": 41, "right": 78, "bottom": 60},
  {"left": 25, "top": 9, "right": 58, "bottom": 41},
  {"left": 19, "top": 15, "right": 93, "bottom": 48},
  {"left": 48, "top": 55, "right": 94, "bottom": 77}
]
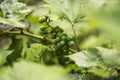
[
  {"left": 23, "top": 43, "right": 58, "bottom": 64},
  {"left": 68, "top": 48, "right": 102, "bottom": 68},
  {"left": 24, "top": 43, "right": 48, "bottom": 62},
  {"left": 43, "top": 0, "right": 106, "bottom": 23},
  {"left": 0, "top": 61, "right": 69, "bottom": 80},
  {"left": 68, "top": 73, "right": 101, "bottom": 80},
  {"left": 27, "top": 15, "right": 39, "bottom": 24},
  {"left": 97, "top": 47, "right": 120, "bottom": 68},
  {"left": 0, "top": 0, "right": 32, "bottom": 28},
  {"left": 7, "top": 36, "right": 23, "bottom": 64},
  {"left": 87, "top": 67, "right": 110, "bottom": 78},
  {"left": 0, "top": 49, "right": 12, "bottom": 66},
  {"left": 68, "top": 47, "right": 120, "bottom": 77}
]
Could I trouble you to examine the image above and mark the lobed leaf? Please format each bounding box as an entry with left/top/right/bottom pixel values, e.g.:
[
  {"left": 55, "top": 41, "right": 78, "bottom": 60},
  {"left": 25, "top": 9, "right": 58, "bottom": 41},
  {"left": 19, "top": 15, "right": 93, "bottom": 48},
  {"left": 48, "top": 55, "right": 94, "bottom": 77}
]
[
  {"left": 24, "top": 43, "right": 48, "bottom": 62},
  {"left": 0, "top": 0, "right": 32, "bottom": 28},
  {"left": 68, "top": 47, "right": 120, "bottom": 77},
  {"left": 43, "top": 0, "right": 106, "bottom": 23},
  {"left": 68, "top": 48, "right": 102, "bottom": 68}
]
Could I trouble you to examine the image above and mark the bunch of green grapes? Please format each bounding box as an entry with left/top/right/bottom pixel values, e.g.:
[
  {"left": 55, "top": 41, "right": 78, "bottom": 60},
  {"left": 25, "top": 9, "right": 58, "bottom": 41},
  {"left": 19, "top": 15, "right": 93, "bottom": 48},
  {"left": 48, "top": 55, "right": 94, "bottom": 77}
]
[
  {"left": 39, "top": 16, "right": 75, "bottom": 51},
  {"left": 39, "top": 16, "right": 78, "bottom": 71},
  {"left": 53, "top": 33, "right": 75, "bottom": 51}
]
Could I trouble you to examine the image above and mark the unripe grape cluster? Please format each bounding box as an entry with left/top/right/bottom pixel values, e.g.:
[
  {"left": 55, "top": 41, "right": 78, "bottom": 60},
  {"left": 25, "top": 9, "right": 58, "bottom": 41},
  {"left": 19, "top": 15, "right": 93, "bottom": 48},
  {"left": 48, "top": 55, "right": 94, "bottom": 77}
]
[
  {"left": 39, "top": 16, "right": 76, "bottom": 69},
  {"left": 53, "top": 33, "right": 75, "bottom": 51},
  {"left": 39, "top": 16, "right": 75, "bottom": 51}
]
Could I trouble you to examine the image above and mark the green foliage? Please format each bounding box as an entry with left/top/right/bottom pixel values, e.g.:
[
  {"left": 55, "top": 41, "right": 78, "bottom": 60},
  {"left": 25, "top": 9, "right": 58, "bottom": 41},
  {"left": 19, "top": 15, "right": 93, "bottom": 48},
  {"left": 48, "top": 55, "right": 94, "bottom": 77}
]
[
  {"left": 39, "top": 16, "right": 47, "bottom": 23},
  {"left": 68, "top": 47, "right": 120, "bottom": 77},
  {"left": 43, "top": 0, "right": 107, "bottom": 24},
  {"left": 43, "top": 0, "right": 85, "bottom": 23},
  {"left": 24, "top": 43, "right": 45, "bottom": 61},
  {"left": 19, "top": 0, "right": 40, "bottom": 5},
  {"left": 23, "top": 43, "right": 52, "bottom": 63},
  {"left": 0, "top": 49, "right": 12, "bottom": 66},
  {"left": 0, "top": 0, "right": 120, "bottom": 80},
  {"left": 0, "top": 61, "right": 68, "bottom": 80},
  {"left": 90, "top": 0, "right": 120, "bottom": 46},
  {"left": 0, "top": 0, "right": 32, "bottom": 27},
  {"left": 0, "top": 8, "right": 3, "bottom": 17},
  {"left": 7, "top": 36, "right": 24, "bottom": 64}
]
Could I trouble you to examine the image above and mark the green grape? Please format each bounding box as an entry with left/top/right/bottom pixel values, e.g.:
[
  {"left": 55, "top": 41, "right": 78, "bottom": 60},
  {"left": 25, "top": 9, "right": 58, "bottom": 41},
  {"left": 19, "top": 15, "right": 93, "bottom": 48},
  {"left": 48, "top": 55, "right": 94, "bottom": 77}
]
[
  {"left": 54, "top": 26, "right": 63, "bottom": 33},
  {"left": 44, "top": 27, "right": 53, "bottom": 34},
  {"left": 68, "top": 41, "right": 75, "bottom": 47},
  {"left": 60, "top": 33, "right": 67, "bottom": 37},
  {"left": 56, "top": 43, "right": 61, "bottom": 48},
  {"left": 40, "top": 26, "right": 47, "bottom": 31},
  {"left": 62, "top": 46, "right": 68, "bottom": 50},
  {"left": 68, "top": 35, "right": 73, "bottom": 40},
  {"left": 39, "top": 16, "right": 46, "bottom": 23},
  {"left": 56, "top": 32, "right": 61, "bottom": 36},
  {"left": 61, "top": 35, "right": 67, "bottom": 41},
  {"left": 59, "top": 41, "right": 65, "bottom": 46},
  {"left": 52, "top": 39, "right": 57, "bottom": 44},
  {"left": 54, "top": 26, "right": 59, "bottom": 29},
  {"left": 55, "top": 37, "right": 61, "bottom": 43},
  {"left": 45, "top": 27, "right": 54, "bottom": 33}
]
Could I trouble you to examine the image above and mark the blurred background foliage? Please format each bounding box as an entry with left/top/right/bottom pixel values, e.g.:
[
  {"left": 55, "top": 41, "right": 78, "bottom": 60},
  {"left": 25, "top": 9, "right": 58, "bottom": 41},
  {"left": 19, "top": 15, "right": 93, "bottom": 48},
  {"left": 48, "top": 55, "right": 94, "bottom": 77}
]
[
  {"left": 18, "top": 0, "right": 42, "bottom": 5},
  {"left": 1, "top": 0, "right": 118, "bottom": 50},
  {"left": 0, "top": 0, "right": 120, "bottom": 80}
]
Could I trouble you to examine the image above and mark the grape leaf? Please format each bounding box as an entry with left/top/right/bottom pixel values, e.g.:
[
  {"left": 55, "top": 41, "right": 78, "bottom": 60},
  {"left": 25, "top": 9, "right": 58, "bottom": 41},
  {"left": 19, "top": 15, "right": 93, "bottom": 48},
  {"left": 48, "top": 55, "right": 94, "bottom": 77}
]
[
  {"left": 68, "top": 47, "right": 120, "bottom": 77},
  {"left": 43, "top": 0, "right": 106, "bottom": 23},
  {"left": 0, "top": 49, "right": 12, "bottom": 66},
  {"left": 97, "top": 47, "right": 120, "bottom": 68},
  {"left": 68, "top": 48, "right": 102, "bottom": 68},
  {"left": 23, "top": 43, "right": 58, "bottom": 64},
  {"left": 0, "top": 61, "right": 69, "bottom": 80},
  {"left": 7, "top": 36, "right": 23, "bottom": 64},
  {"left": 68, "top": 73, "right": 101, "bottom": 80},
  {"left": 87, "top": 67, "right": 110, "bottom": 78},
  {"left": 0, "top": 0, "right": 32, "bottom": 28},
  {"left": 24, "top": 43, "right": 48, "bottom": 62}
]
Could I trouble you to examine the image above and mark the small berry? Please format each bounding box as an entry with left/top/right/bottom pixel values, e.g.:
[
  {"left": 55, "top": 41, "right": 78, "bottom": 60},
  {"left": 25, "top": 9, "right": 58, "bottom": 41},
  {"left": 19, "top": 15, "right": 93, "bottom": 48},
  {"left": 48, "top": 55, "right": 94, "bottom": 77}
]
[
  {"left": 59, "top": 41, "right": 65, "bottom": 46},
  {"left": 68, "top": 41, "right": 75, "bottom": 47}
]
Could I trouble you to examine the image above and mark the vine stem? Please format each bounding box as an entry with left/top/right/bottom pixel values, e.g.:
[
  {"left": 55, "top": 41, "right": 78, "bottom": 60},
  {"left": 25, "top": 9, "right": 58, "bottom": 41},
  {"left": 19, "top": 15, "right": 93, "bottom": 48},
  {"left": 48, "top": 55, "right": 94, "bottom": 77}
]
[
  {"left": 71, "top": 23, "right": 80, "bottom": 51},
  {"left": 69, "top": 48, "right": 78, "bottom": 53},
  {"left": 2, "top": 30, "right": 51, "bottom": 42}
]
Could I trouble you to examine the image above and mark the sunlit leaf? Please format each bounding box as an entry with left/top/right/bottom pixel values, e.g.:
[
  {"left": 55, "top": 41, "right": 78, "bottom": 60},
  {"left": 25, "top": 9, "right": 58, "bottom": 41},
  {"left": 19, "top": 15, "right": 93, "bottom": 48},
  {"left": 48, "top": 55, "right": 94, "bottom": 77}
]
[
  {"left": 87, "top": 67, "right": 110, "bottom": 77},
  {"left": 24, "top": 43, "right": 48, "bottom": 62},
  {"left": 97, "top": 47, "right": 120, "bottom": 68},
  {"left": 68, "top": 48, "right": 102, "bottom": 68},
  {"left": 43, "top": 0, "right": 106, "bottom": 23},
  {"left": 0, "top": 61, "right": 69, "bottom": 80},
  {"left": 68, "top": 47, "right": 120, "bottom": 77},
  {"left": 0, "top": 0, "right": 32, "bottom": 28}
]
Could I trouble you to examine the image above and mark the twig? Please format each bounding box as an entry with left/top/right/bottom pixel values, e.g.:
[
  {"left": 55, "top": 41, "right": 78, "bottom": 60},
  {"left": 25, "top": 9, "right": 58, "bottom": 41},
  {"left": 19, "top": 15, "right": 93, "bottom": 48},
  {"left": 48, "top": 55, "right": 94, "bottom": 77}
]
[
  {"left": 71, "top": 23, "right": 80, "bottom": 51},
  {"left": 69, "top": 48, "right": 78, "bottom": 53},
  {"left": 1, "top": 30, "right": 51, "bottom": 42}
]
